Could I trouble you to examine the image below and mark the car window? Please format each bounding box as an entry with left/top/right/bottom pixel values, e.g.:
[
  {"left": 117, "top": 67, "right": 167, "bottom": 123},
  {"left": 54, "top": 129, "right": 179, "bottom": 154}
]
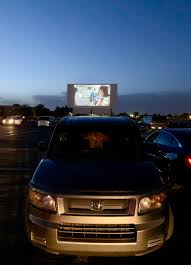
[
  {"left": 176, "top": 132, "right": 191, "bottom": 148},
  {"left": 146, "top": 132, "right": 160, "bottom": 143},
  {"left": 49, "top": 126, "right": 143, "bottom": 161},
  {"left": 169, "top": 136, "right": 179, "bottom": 148},
  {"left": 39, "top": 117, "right": 50, "bottom": 120},
  {"left": 156, "top": 132, "right": 171, "bottom": 146}
]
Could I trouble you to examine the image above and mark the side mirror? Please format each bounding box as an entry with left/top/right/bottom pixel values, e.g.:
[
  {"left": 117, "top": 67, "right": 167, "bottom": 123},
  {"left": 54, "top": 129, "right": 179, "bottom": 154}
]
[{"left": 38, "top": 141, "right": 48, "bottom": 151}]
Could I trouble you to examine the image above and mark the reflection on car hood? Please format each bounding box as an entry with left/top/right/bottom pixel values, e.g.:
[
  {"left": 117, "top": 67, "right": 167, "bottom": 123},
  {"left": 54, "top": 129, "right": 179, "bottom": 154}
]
[{"left": 31, "top": 158, "right": 165, "bottom": 195}]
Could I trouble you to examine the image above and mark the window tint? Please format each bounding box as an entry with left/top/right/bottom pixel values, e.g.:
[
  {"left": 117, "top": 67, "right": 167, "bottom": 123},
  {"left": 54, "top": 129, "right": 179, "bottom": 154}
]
[
  {"left": 39, "top": 116, "right": 51, "bottom": 120},
  {"left": 156, "top": 132, "right": 171, "bottom": 146},
  {"left": 49, "top": 126, "right": 143, "bottom": 161},
  {"left": 176, "top": 132, "right": 191, "bottom": 148},
  {"left": 146, "top": 132, "right": 160, "bottom": 143},
  {"left": 169, "top": 137, "right": 179, "bottom": 148}
]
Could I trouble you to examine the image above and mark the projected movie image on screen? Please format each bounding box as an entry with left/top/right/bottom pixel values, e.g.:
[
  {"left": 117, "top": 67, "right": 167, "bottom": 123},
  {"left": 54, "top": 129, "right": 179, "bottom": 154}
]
[{"left": 74, "top": 85, "right": 111, "bottom": 107}]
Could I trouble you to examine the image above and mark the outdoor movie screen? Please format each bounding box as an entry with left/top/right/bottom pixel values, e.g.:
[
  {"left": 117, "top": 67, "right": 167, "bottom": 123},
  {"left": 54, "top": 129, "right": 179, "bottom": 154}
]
[{"left": 72, "top": 84, "right": 111, "bottom": 107}]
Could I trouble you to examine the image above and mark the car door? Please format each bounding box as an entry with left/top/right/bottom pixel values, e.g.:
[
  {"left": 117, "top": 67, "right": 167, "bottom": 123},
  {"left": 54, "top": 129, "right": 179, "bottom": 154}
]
[
  {"left": 145, "top": 131, "right": 176, "bottom": 182},
  {"left": 144, "top": 131, "right": 161, "bottom": 161},
  {"left": 155, "top": 132, "right": 179, "bottom": 162},
  {"left": 154, "top": 132, "right": 182, "bottom": 182}
]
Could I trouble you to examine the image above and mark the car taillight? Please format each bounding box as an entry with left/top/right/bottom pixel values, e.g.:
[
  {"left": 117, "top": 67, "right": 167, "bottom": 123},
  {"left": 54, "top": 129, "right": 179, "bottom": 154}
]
[{"left": 185, "top": 156, "right": 191, "bottom": 168}]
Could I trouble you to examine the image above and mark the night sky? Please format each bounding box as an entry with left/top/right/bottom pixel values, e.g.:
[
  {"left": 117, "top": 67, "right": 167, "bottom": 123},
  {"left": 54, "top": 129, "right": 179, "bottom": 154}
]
[{"left": 0, "top": 0, "right": 191, "bottom": 113}]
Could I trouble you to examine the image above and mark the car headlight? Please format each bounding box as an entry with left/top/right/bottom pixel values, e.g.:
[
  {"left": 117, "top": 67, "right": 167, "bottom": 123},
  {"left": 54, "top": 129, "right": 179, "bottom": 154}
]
[
  {"left": 8, "top": 119, "right": 14, "bottom": 124},
  {"left": 138, "top": 192, "right": 167, "bottom": 215},
  {"left": 2, "top": 119, "right": 6, "bottom": 123},
  {"left": 29, "top": 188, "right": 57, "bottom": 213}
]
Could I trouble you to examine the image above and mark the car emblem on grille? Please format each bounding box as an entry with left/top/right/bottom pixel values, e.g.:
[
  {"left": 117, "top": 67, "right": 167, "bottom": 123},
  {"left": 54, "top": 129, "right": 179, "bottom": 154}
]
[{"left": 90, "top": 201, "right": 104, "bottom": 211}]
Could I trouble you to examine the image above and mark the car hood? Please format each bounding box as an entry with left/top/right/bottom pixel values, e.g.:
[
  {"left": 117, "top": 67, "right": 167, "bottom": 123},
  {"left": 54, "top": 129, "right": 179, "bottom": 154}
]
[{"left": 31, "top": 158, "right": 165, "bottom": 195}]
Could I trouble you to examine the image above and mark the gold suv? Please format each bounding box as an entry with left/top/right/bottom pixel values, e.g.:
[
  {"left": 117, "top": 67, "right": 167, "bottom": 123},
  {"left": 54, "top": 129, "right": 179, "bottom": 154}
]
[{"left": 26, "top": 116, "right": 174, "bottom": 256}]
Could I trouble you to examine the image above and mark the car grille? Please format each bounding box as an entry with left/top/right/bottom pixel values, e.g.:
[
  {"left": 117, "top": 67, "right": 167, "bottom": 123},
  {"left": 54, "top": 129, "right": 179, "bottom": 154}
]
[
  {"left": 63, "top": 198, "right": 136, "bottom": 216},
  {"left": 58, "top": 223, "right": 137, "bottom": 242}
]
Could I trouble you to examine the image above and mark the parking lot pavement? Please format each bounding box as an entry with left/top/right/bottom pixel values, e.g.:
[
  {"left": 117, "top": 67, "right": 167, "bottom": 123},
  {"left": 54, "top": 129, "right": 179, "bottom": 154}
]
[{"left": 0, "top": 124, "right": 191, "bottom": 264}]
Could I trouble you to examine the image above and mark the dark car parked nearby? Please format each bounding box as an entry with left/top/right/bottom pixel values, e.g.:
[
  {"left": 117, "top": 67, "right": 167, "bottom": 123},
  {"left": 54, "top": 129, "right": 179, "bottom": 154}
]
[
  {"left": 144, "top": 128, "right": 191, "bottom": 187},
  {"left": 26, "top": 115, "right": 174, "bottom": 257}
]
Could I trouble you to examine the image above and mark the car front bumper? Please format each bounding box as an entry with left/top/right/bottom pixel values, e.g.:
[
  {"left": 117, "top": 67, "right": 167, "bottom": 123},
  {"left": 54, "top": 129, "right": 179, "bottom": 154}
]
[{"left": 27, "top": 205, "right": 174, "bottom": 256}]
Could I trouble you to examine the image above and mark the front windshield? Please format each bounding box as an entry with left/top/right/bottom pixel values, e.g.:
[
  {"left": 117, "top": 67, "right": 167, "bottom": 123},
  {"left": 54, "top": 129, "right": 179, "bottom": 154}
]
[
  {"left": 39, "top": 117, "right": 50, "bottom": 120},
  {"left": 49, "top": 126, "right": 143, "bottom": 161}
]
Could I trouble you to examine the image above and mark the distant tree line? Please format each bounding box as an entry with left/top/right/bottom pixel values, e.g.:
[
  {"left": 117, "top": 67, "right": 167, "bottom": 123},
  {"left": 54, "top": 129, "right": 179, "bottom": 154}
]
[
  {"left": 0, "top": 104, "right": 72, "bottom": 119},
  {"left": 0, "top": 105, "right": 190, "bottom": 120},
  {"left": 118, "top": 112, "right": 191, "bottom": 121}
]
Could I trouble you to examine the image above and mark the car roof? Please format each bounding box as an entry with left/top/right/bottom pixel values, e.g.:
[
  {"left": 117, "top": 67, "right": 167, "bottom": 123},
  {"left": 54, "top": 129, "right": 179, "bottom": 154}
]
[{"left": 58, "top": 115, "right": 136, "bottom": 127}]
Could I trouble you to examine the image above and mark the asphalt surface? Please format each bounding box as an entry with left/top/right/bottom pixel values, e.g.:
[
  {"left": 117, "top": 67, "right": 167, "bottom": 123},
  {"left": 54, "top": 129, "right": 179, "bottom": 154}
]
[{"left": 0, "top": 122, "right": 190, "bottom": 265}]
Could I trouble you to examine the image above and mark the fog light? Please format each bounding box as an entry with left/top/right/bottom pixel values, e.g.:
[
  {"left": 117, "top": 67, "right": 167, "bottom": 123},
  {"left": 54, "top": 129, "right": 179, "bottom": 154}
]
[
  {"left": 31, "top": 232, "right": 47, "bottom": 246},
  {"left": 147, "top": 237, "right": 163, "bottom": 248}
]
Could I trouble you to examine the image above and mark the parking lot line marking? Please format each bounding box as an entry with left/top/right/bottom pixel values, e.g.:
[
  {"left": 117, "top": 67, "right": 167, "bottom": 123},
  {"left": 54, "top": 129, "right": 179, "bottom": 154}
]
[
  {"left": 3, "top": 129, "right": 39, "bottom": 137},
  {"left": 0, "top": 148, "right": 37, "bottom": 151},
  {"left": 0, "top": 168, "right": 33, "bottom": 171}
]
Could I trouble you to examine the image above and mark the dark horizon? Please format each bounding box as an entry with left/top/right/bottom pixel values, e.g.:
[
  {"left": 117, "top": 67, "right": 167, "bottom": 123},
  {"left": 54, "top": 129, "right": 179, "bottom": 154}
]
[{"left": 1, "top": 90, "right": 191, "bottom": 114}]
